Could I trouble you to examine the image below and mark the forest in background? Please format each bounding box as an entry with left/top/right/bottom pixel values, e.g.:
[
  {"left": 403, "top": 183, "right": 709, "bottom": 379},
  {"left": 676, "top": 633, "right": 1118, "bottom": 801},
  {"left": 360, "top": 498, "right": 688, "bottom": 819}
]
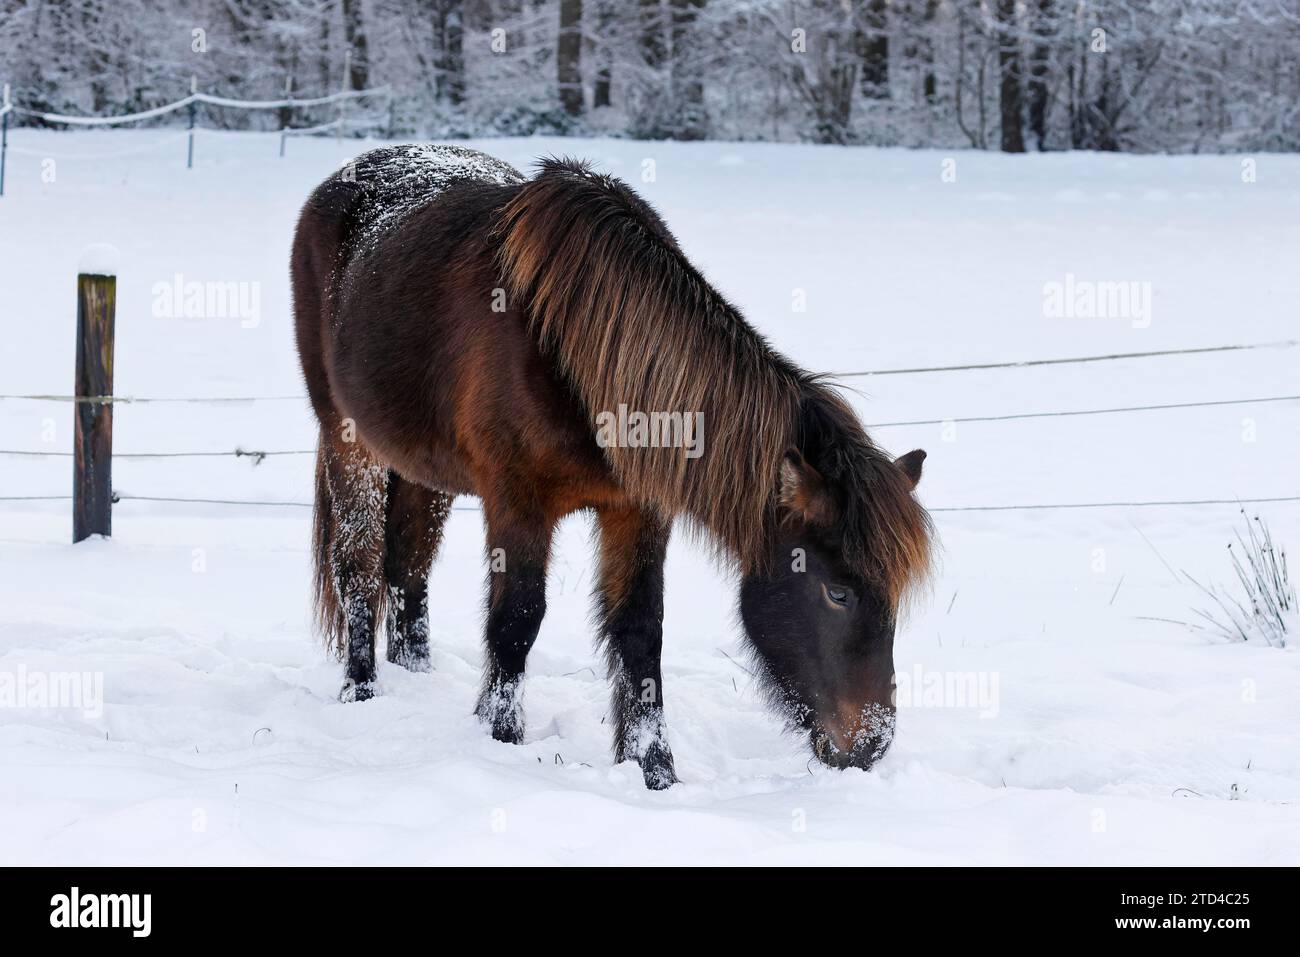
[{"left": 2, "top": 0, "right": 1297, "bottom": 152}]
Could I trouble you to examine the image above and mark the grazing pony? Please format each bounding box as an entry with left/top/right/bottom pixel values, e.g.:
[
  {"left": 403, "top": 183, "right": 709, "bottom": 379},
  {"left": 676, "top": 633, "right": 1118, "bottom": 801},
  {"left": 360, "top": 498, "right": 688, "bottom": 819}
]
[{"left": 292, "top": 146, "right": 933, "bottom": 789}]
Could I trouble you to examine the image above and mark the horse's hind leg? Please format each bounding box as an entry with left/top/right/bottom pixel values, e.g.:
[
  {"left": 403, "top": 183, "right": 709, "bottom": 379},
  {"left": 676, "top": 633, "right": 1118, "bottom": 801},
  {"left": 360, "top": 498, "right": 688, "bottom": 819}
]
[
  {"left": 595, "top": 505, "right": 678, "bottom": 789},
  {"left": 313, "top": 422, "right": 389, "bottom": 702},
  {"left": 384, "top": 472, "right": 453, "bottom": 673},
  {"left": 475, "top": 500, "right": 553, "bottom": 744}
]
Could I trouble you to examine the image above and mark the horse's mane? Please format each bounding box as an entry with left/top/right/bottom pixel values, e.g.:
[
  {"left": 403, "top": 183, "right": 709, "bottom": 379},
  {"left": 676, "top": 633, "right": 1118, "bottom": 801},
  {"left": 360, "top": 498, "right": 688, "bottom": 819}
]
[{"left": 496, "top": 157, "right": 931, "bottom": 609}]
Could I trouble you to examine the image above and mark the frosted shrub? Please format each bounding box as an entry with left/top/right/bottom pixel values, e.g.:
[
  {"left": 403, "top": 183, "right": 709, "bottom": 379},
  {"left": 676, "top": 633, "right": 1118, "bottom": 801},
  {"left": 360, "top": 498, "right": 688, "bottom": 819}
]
[{"left": 1189, "top": 512, "right": 1295, "bottom": 647}]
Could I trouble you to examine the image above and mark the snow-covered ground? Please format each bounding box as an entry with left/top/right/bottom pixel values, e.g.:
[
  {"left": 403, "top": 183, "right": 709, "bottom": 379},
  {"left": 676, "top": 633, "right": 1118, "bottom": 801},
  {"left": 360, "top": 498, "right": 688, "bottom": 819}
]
[{"left": 2, "top": 130, "right": 1298, "bottom": 865}]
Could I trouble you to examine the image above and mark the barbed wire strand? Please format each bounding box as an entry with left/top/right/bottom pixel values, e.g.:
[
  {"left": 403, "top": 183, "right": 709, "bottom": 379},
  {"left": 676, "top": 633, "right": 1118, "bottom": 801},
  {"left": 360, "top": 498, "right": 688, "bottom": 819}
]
[
  {"left": 837, "top": 339, "right": 1299, "bottom": 378},
  {"left": 115, "top": 494, "right": 479, "bottom": 512},
  {"left": 864, "top": 393, "right": 1300, "bottom": 429},
  {"left": 2, "top": 391, "right": 1297, "bottom": 462},
  {"left": 2, "top": 494, "right": 1299, "bottom": 512},
  {"left": 0, "top": 448, "right": 311, "bottom": 459},
  {"left": 0, "top": 394, "right": 304, "bottom": 404},
  {"left": 927, "top": 496, "right": 1300, "bottom": 512},
  {"left": 2, "top": 340, "right": 1295, "bottom": 406}
]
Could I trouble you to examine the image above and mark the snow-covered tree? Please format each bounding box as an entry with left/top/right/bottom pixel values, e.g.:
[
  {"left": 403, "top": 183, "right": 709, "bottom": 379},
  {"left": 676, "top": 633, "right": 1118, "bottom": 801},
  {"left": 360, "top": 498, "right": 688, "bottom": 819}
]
[{"left": 0, "top": 0, "right": 1295, "bottom": 151}]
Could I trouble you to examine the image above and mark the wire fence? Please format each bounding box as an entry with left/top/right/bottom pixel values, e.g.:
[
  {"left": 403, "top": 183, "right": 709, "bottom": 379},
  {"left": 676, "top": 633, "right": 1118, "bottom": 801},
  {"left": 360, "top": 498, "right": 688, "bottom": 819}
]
[
  {"left": 0, "top": 393, "right": 305, "bottom": 404},
  {"left": 836, "top": 338, "right": 1300, "bottom": 378},
  {"left": 2, "top": 389, "right": 1299, "bottom": 461},
  {"left": 3, "top": 493, "right": 1298, "bottom": 514},
  {"left": 3, "top": 343, "right": 1297, "bottom": 514},
  {"left": 0, "top": 78, "right": 391, "bottom": 193},
  {"left": 1, "top": 88, "right": 1295, "bottom": 519},
  {"left": 2, "top": 338, "right": 1296, "bottom": 406},
  {"left": 6, "top": 87, "right": 386, "bottom": 127},
  {"left": 864, "top": 392, "right": 1300, "bottom": 429}
]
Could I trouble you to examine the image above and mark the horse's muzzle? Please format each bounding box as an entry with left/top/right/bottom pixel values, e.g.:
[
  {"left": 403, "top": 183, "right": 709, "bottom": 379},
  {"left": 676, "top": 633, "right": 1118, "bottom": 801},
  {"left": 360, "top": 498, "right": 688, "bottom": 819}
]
[{"left": 812, "top": 702, "right": 896, "bottom": 771}]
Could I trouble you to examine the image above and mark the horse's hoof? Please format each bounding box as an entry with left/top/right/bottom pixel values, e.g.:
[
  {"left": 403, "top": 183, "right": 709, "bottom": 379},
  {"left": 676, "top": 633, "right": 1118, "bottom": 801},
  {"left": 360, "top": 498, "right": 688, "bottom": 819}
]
[
  {"left": 485, "top": 710, "right": 524, "bottom": 744},
  {"left": 476, "top": 681, "right": 524, "bottom": 743},
  {"left": 639, "top": 748, "right": 679, "bottom": 790},
  {"left": 339, "top": 679, "right": 375, "bottom": 703},
  {"left": 642, "top": 766, "right": 678, "bottom": 790},
  {"left": 387, "top": 642, "right": 431, "bottom": 673},
  {"left": 476, "top": 703, "right": 524, "bottom": 743},
  {"left": 491, "top": 724, "right": 523, "bottom": 744}
]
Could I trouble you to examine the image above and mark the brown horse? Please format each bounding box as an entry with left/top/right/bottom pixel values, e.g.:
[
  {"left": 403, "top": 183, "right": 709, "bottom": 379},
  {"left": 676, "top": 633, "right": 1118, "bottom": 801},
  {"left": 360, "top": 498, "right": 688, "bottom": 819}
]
[{"left": 292, "top": 145, "right": 933, "bottom": 789}]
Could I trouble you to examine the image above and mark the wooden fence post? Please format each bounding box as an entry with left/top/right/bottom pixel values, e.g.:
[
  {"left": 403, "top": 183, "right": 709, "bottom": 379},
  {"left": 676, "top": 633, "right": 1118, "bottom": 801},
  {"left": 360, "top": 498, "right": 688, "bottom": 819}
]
[
  {"left": 73, "top": 246, "right": 119, "bottom": 543},
  {"left": 187, "top": 75, "right": 197, "bottom": 169},
  {"left": 337, "top": 51, "right": 351, "bottom": 146},
  {"left": 279, "top": 74, "right": 293, "bottom": 158},
  {"left": 1, "top": 83, "right": 10, "bottom": 198}
]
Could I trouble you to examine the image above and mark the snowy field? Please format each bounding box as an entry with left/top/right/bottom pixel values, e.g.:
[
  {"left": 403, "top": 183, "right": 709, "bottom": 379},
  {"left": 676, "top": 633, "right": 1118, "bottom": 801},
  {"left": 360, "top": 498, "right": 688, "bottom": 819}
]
[{"left": 1, "top": 129, "right": 1298, "bottom": 865}]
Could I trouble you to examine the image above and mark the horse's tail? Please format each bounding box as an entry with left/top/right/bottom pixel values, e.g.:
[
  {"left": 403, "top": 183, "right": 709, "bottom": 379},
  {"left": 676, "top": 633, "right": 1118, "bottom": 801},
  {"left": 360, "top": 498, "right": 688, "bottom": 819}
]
[
  {"left": 311, "top": 430, "right": 347, "bottom": 658},
  {"left": 295, "top": 164, "right": 366, "bottom": 660}
]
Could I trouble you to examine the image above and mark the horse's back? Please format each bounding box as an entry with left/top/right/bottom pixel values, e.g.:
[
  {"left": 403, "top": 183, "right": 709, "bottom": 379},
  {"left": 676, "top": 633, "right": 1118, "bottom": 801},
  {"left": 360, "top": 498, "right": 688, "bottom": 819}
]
[
  {"left": 291, "top": 144, "right": 524, "bottom": 426},
  {"left": 292, "top": 143, "right": 523, "bottom": 297},
  {"left": 345, "top": 144, "right": 523, "bottom": 257},
  {"left": 297, "top": 143, "right": 523, "bottom": 250},
  {"left": 293, "top": 144, "right": 582, "bottom": 495}
]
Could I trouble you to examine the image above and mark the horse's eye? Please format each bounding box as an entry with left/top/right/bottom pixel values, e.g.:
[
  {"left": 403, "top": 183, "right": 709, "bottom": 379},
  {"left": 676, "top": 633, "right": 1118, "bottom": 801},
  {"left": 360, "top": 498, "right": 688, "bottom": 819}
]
[{"left": 826, "top": 585, "right": 850, "bottom": 606}]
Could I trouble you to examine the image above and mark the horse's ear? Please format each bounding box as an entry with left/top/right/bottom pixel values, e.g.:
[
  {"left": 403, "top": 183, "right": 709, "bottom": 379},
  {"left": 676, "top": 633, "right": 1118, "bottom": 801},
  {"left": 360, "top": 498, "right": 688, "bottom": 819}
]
[
  {"left": 778, "top": 448, "right": 836, "bottom": 525},
  {"left": 894, "top": 449, "right": 926, "bottom": 490}
]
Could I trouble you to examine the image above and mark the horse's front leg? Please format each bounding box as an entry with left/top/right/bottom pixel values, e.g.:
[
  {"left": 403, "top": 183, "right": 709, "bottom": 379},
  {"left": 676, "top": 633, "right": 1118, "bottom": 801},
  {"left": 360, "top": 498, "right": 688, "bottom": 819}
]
[
  {"left": 596, "top": 506, "right": 678, "bottom": 789},
  {"left": 475, "top": 499, "right": 553, "bottom": 744}
]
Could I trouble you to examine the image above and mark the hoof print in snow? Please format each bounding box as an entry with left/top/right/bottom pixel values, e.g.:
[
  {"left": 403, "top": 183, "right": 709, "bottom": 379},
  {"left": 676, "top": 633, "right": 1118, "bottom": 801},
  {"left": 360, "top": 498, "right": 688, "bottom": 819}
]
[{"left": 339, "top": 680, "right": 376, "bottom": 703}]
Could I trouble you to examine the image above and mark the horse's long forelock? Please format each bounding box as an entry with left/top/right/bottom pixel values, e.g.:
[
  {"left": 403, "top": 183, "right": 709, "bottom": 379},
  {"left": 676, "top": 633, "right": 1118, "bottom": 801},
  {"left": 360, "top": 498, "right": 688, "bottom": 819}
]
[
  {"left": 496, "top": 158, "right": 932, "bottom": 609},
  {"left": 798, "top": 384, "right": 935, "bottom": 612}
]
